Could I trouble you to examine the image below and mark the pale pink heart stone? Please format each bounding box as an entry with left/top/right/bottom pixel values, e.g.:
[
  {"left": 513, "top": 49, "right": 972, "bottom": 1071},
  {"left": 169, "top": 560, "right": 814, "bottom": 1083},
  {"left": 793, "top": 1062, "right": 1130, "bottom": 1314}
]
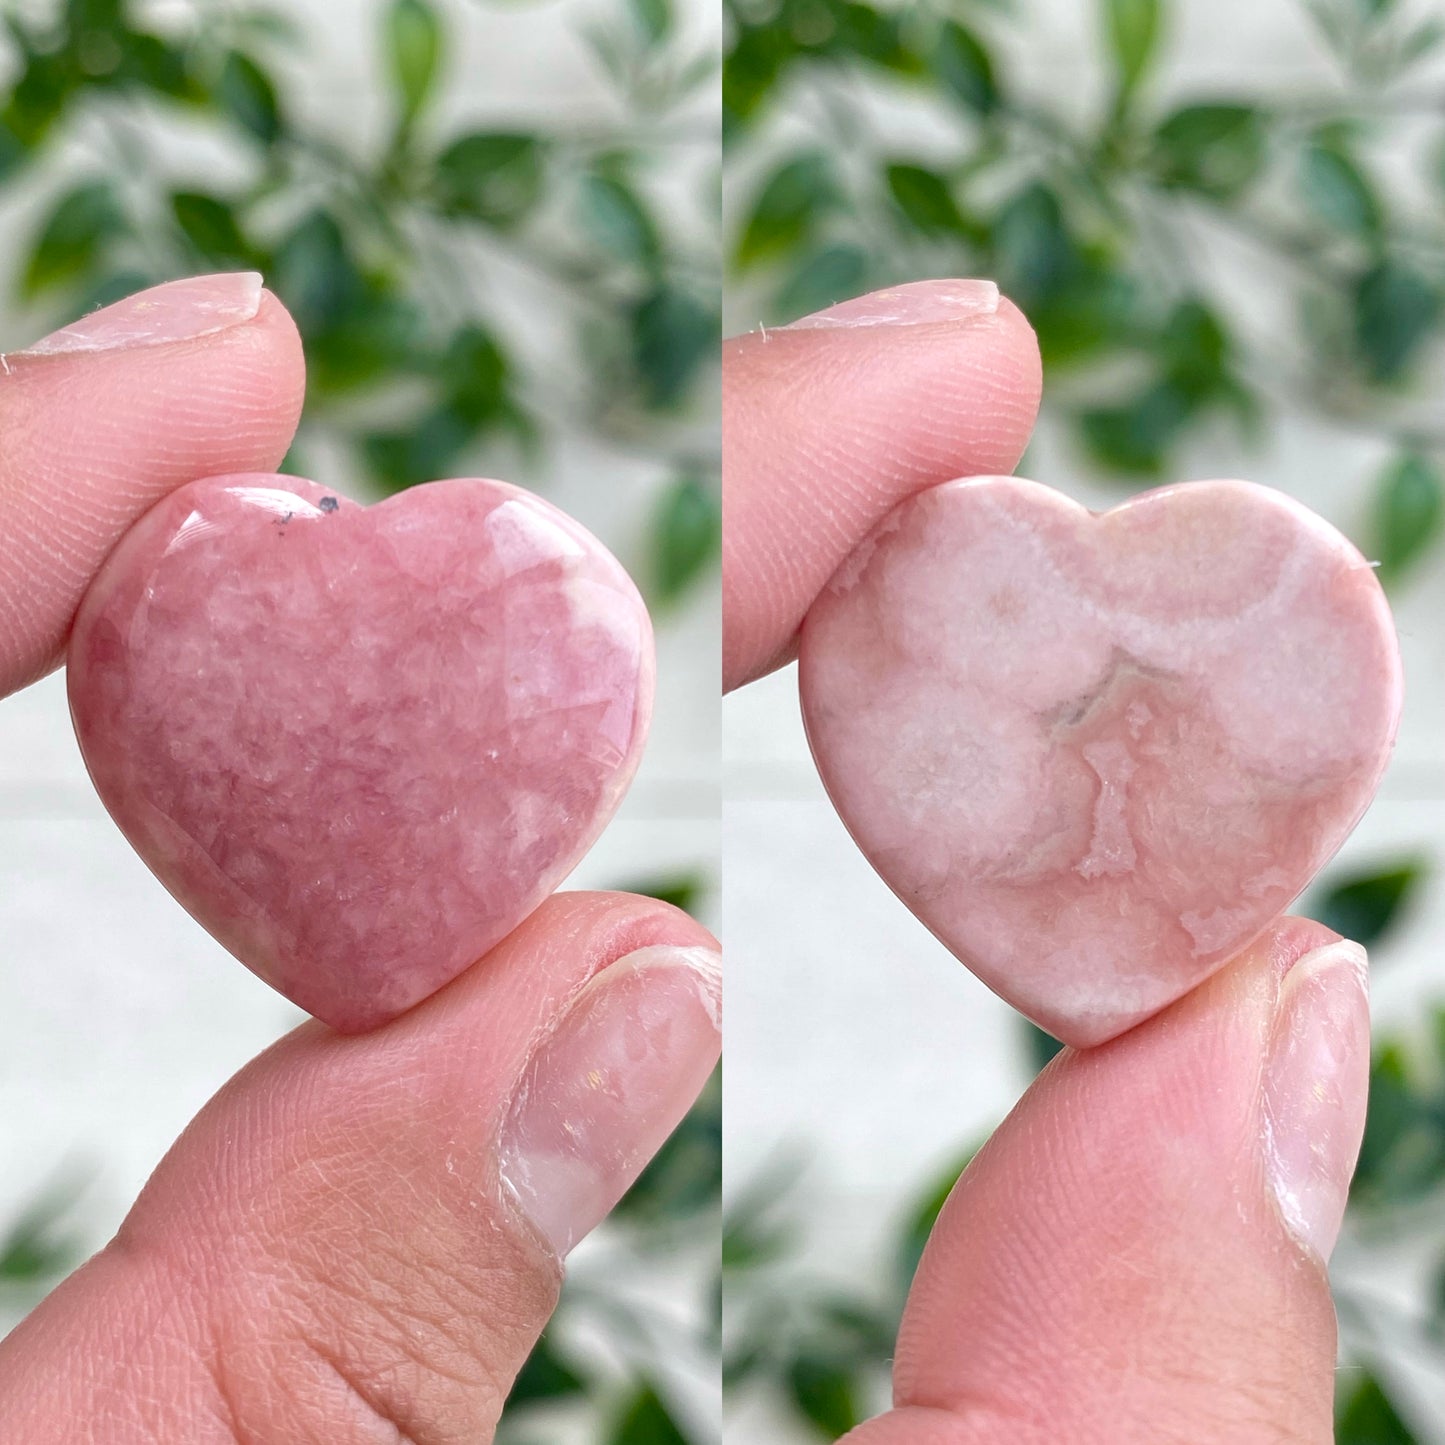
[
  {"left": 68, "top": 474, "right": 653, "bottom": 1032},
  {"left": 799, "top": 477, "right": 1402, "bottom": 1046}
]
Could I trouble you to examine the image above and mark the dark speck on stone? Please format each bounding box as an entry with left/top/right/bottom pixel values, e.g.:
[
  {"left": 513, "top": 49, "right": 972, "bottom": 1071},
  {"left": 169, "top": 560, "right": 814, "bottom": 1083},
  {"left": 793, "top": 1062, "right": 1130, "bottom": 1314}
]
[{"left": 320, "top": 496, "right": 340, "bottom": 514}]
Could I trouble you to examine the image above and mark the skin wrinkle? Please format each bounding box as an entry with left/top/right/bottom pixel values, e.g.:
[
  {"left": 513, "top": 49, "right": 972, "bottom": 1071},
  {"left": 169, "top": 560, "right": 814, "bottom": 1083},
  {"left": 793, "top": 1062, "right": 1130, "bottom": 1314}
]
[{"left": 297, "top": 1337, "right": 420, "bottom": 1445}]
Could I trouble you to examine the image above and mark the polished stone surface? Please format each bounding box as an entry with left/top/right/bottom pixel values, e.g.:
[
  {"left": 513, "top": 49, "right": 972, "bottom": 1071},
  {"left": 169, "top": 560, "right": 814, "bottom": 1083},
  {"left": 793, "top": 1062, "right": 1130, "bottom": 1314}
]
[
  {"left": 69, "top": 475, "right": 653, "bottom": 1031},
  {"left": 799, "top": 477, "right": 1401, "bottom": 1045}
]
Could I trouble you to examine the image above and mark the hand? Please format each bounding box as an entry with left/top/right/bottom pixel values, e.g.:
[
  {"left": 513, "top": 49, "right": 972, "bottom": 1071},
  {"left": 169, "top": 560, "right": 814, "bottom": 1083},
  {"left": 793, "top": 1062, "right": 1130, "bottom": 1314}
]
[
  {"left": 0, "top": 275, "right": 722, "bottom": 1444},
  {"left": 723, "top": 278, "right": 1364, "bottom": 1443}
]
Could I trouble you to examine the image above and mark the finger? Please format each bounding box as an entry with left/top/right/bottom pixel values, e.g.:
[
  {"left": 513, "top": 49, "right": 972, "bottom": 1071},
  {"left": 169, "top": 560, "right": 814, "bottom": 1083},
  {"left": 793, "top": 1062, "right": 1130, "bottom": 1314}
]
[
  {"left": 0, "top": 892, "right": 721, "bottom": 1445},
  {"left": 841, "top": 918, "right": 1367, "bottom": 1445},
  {"left": 0, "top": 272, "right": 306, "bottom": 697},
  {"left": 722, "top": 280, "right": 1042, "bottom": 689}
]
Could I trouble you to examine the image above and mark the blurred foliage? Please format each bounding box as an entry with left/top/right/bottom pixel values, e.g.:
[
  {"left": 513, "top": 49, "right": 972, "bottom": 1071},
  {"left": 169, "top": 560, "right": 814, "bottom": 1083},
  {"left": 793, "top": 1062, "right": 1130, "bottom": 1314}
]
[
  {"left": 724, "top": 0, "right": 1445, "bottom": 568},
  {"left": 0, "top": 1170, "right": 87, "bottom": 1307},
  {"left": 1316, "top": 859, "right": 1427, "bottom": 949},
  {"left": 0, "top": 0, "right": 720, "bottom": 607},
  {"left": 1338, "top": 1374, "right": 1419, "bottom": 1444},
  {"left": 624, "top": 869, "right": 710, "bottom": 914}
]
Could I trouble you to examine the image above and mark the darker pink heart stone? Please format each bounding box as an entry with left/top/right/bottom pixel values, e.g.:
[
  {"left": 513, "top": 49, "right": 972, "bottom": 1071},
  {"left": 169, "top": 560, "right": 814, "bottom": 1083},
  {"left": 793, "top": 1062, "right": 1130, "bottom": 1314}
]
[
  {"left": 68, "top": 475, "right": 653, "bottom": 1031},
  {"left": 799, "top": 477, "right": 1402, "bottom": 1046}
]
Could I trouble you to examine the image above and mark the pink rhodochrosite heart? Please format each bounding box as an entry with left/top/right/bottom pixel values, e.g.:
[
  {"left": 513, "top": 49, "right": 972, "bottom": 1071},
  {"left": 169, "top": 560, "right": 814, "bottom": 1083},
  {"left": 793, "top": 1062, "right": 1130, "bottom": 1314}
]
[
  {"left": 799, "top": 477, "right": 1401, "bottom": 1046},
  {"left": 68, "top": 474, "right": 653, "bottom": 1032}
]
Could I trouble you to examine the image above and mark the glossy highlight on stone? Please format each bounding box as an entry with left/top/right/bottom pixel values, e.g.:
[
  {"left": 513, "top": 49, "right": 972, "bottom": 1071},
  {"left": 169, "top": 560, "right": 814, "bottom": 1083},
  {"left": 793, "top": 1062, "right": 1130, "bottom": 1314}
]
[
  {"left": 799, "top": 477, "right": 1401, "bottom": 1046},
  {"left": 69, "top": 475, "right": 653, "bottom": 1032}
]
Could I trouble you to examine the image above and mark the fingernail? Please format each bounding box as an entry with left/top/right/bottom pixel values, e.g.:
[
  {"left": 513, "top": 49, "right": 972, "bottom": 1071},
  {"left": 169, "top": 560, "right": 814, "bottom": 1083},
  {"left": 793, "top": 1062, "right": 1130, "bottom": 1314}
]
[
  {"left": 1261, "top": 939, "right": 1371, "bottom": 1260},
  {"left": 781, "top": 278, "right": 1000, "bottom": 330},
  {"left": 19, "top": 272, "right": 264, "bottom": 356},
  {"left": 497, "top": 944, "right": 722, "bottom": 1257}
]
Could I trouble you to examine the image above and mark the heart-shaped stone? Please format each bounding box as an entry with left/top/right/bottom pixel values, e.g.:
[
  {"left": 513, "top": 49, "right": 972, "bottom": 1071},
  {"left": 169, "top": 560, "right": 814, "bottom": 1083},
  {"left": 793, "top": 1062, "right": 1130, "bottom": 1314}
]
[
  {"left": 69, "top": 474, "right": 653, "bottom": 1031},
  {"left": 799, "top": 477, "right": 1401, "bottom": 1046}
]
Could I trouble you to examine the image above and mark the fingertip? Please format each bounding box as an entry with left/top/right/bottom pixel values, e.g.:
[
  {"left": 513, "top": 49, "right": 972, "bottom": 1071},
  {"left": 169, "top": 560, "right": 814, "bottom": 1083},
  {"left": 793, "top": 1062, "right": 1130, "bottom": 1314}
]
[
  {"left": 0, "top": 280, "right": 308, "bottom": 694},
  {"left": 722, "top": 283, "right": 1043, "bottom": 690},
  {"left": 888, "top": 920, "right": 1344, "bottom": 1441}
]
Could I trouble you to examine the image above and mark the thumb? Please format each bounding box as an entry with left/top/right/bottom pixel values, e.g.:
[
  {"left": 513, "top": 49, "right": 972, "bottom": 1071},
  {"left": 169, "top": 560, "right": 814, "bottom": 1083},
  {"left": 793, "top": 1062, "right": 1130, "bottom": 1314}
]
[
  {"left": 0, "top": 892, "right": 721, "bottom": 1444},
  {"left": 0, "top": 271, "right": 305, "bottom": 697},
  {"left": 722, "top": 280, "right": 1041, "bottom": 690},
  {"left": 842, "top": 917, "right": 1367, "bottom": 1445}
]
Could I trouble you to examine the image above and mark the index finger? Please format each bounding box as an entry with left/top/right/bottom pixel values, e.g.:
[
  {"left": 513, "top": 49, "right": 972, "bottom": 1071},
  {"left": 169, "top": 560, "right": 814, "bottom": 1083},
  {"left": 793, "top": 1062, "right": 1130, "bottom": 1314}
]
[{"left": 722, "top": 279, "right": 1043, "bottom": 691}]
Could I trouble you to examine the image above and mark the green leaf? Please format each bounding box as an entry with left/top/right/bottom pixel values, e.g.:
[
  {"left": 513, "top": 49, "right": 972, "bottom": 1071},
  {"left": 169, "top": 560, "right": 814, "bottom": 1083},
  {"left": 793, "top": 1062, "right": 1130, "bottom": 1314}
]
[
  {"left": 1354, "top": 259, "right": 1442, "bottom": 383},
  {"left": 386, "top": 0, "right": 443, "bottom": 124},
  {"left": 270, "top": 210, "right": 365, "bottom": 337},
  {"left": 443, "top": 323, "right": 511, "bottom": 424},
  {"left": 1400, "top": 17, "right": 1445, "bottom": 71},
  {"left": 991, "top": 182, "right": 1076, "bottom": 306},
  {"left": 734, "top": 152, "right": 837, "bottom": 271},
  {"left": 933, "top": 20, "right": 999, "bottom": 115},
  {"left": 1315, "top": 861, "right": 1425, "bottom": 948},
  {"left": 170, "top": 191, "right": 253, "bottom": 267},
  {"left": 630, "top": 285, "right": 718, "bottom": 409},
  {"left": 1150, "top": 103, "right": 1267, "bottom": 199},
  {"left": 581, "top": 172, "right": 662, "bottom": 271},
  {"left": 433, "top": 132, "right": 546, "bottom": 228},
  {"left": 723, "top": 1155, "right": 804, "bottom": 1273},
  {"left": 722, "top": 23, "right": 781, "bottom": 129},
  {"left": 608, "top": 1383, "right": 688, "bottom": 1445},
  {"left": 0, "top": 1178, "right": 87, "bottom": 1286},
  {"left": 1159, "top": 298, "right": 1231, "bottom": 395},
  {"left": 723, "top": 21, "right": 794, "bottom": 135},
  {"left": 219, "top": 51, "right": 282, "bottom": 145},
  {"left": 1078, "top": 380, "right": 1193, "bottom": 478},
  {"left": 1336, "top": 1372, "right": 1418, "bottom": 1443},
  {"left": 1023, "top": 1020, "right": 1066, "bottom": 1072},
  {"left": 65, "top": 0, "right": 123, "bottom": 32},
  {"left": 1352, "top": 1043, "right": 1445, "bottom": 1203},
  {"left": 615, "top": 1067, "right": 720, "bottom": 1222},
  {"left": 885, "top": 162, "right": 967, "bottom": 235},
  {"left": 1370, "top": 454, "right": 1443, "bottom": 586},
  {"left": 8, "top": 51, "right": 74, "bottom": 147},
  {"left": 896, "top": 1144, "right": 976, "bottom": 1289},
  {"left": 0, "top": 113, "right": 29, "bottom": 187},
  {"left": 621, "top": 872, "right": 706, "bottom": 912},
  {"left": 629, "top": 0, "right": 673, "bottom": 46},
  {"left": 825, "top": 4, "right": 922, "bottom": 74},
  {"left": 1104, "top": 0, "right": 1162, "bottom": 103},
  {"left": 118, "top": 32, "right": 202, "bottom": 102},
  {"left": 651, "top": 471, "right": 720, "bottom": 605},
  {"left": 786, "top": 1352, "right": 863, "bottom": 1436},
  {"left": 22, "top": 182, "right": 125, "bottom": 298},
  {"left": 1301, "top": 142, "right": 1382, "bottom": 239},
  {"left": 505, "top": 1333, "right": 587, "bottom": 1407},
  {"left": 363, "top": 404, "right": 478, "bottom": 493},
  {"left": 772, "top": 243, "right": 869, "bottom": 325}
]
